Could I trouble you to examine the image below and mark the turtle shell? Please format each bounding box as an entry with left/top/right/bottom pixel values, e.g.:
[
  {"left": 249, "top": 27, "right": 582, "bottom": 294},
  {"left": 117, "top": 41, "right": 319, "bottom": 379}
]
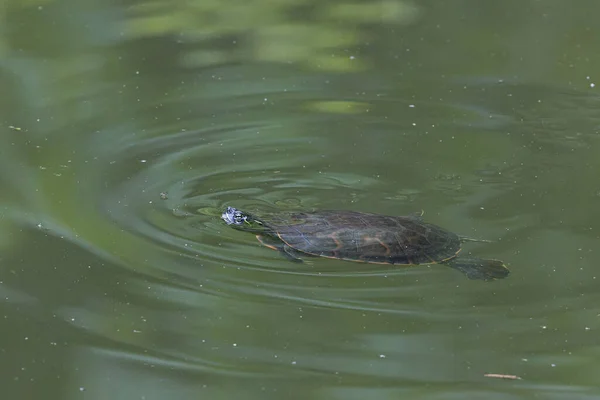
[{"left": 264, "top": 210, "right": 462, "bottom": 265}]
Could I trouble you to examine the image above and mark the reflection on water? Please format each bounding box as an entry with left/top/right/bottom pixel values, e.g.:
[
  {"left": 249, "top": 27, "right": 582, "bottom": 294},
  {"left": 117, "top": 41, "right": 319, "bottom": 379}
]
[{"left": 1, "top": 0, "right": 600, "bottom": 399}]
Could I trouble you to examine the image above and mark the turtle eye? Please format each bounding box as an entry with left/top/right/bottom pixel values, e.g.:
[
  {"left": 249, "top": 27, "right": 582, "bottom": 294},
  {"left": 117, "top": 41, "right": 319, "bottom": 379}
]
[{"left": 233, "top": 211, "right": 245, "bottom": 224}]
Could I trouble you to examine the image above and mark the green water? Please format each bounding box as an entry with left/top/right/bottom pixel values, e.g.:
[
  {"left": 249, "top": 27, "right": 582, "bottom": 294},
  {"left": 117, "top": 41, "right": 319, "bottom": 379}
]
[{"left": 1, "top": 1, "right": 600, "bottom": 399}]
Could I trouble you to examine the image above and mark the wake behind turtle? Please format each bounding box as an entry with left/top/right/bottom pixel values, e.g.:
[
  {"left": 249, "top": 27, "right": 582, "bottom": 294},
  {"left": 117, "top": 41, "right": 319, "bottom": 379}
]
[{"left": 221, "top": 206, "right": 509, "bottom": 281}]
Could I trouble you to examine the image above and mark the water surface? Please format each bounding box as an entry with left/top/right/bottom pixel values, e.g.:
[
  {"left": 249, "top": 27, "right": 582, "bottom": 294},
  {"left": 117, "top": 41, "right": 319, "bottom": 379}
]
[{"left": 1, "top": 1, "right": 600, "bottom": 399}]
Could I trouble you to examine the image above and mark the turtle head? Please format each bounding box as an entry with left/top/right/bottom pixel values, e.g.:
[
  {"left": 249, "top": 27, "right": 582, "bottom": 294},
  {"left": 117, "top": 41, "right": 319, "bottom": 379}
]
[{"left": 221, "top": 206, "right": 265, "bottom": 231}]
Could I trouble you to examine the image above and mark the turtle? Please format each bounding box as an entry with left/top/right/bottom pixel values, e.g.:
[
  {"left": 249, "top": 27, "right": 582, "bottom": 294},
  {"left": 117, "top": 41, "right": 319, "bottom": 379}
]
[{"left": 221, "top": 206, "right": 509, "bottom": 281}]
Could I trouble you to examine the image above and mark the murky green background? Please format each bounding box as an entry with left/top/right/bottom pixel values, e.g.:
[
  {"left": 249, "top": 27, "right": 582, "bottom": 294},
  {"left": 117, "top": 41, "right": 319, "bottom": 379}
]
[{"left": 1, "top": 0, "right": 600, "bottom": 398}]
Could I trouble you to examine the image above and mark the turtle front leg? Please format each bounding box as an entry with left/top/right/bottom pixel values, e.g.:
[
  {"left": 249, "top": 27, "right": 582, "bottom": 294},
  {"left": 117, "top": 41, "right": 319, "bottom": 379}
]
[
  {"left": 282, "top": 245, "right": 304, "bottom": 263},
  {"left": 256, "top": 235, "right": 304, "bottom": 263}
]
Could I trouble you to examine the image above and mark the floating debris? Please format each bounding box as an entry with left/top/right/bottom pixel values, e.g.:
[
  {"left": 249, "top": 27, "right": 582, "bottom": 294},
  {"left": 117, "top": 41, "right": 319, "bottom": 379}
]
[{"left": 484, "top": 373, "right": 522, "bottom": 380}]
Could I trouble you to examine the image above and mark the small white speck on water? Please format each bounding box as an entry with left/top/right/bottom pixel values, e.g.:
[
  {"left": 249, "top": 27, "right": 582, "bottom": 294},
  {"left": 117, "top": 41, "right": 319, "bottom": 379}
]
[{"left": 379, "top": 354, "right": 386, "bottom": 358}]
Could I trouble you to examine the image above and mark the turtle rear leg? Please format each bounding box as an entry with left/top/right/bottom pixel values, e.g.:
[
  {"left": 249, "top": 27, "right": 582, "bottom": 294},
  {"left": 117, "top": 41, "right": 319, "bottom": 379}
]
[
  {"left": 256, "top": 235, "right": 303, "bottom": 263},
  {"left": 443, "top": 257, "right": 509, "bottom": 281}
]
